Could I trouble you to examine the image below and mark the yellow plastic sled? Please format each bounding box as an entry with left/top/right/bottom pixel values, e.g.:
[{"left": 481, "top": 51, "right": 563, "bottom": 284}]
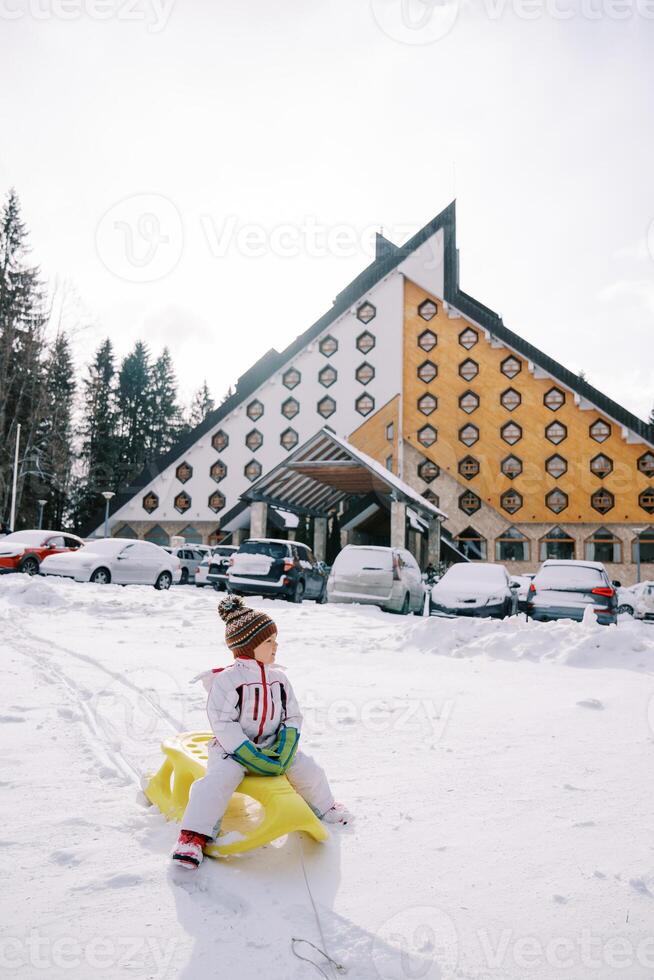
[{"left": 144, "top": 731, "right": 329, "bottom": 857}]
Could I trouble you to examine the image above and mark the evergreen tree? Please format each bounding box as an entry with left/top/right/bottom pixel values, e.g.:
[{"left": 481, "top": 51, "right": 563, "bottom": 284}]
[
  {"left": 649, "top": 404, "right": 654, "bottom": 427},
  {"left": 116, "top": 341, "right": 152, "bottom": 487},
  {"left": 148, "top": 347, "right": 182, "bottom": 457},
  {"left": 188, "top": 380, "right": 215, "bottom": 429},
  {"left": 38, "top": 332, "right": 76, "bottom": 527},
  {"left": 0, "top": 188, "right": 48, "bottom": 528},
  {"left": 220, "top": 385, "right": 235, "bottom": 404},
  {"left": 326, "top": 510, "right": 341, "bottom": 565},
  {"left": 295, "top": 515, "right": 314, "bottom": 548}
]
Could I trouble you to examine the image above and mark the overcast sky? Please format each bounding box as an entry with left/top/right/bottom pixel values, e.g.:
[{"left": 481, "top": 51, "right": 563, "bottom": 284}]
[{"left": 2, "top": 0, "right": 653, "bottom": 420}]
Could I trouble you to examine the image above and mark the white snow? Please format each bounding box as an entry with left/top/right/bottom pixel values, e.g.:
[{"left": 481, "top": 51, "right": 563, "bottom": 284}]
[{"left": 2, "top": 575, "right": 654, "bottom": 979}]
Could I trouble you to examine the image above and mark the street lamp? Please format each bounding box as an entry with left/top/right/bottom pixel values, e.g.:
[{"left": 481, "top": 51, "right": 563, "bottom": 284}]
[
  {"left": 102, "top": 492, "right": 115, "bottom": 539},
  {"left": 37, "top": 499, "right": 47, "bottom": 530}
]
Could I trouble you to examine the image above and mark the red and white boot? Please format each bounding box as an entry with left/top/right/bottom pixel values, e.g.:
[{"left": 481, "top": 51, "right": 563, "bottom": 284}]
[
  {"left": 322, "top": 803, "right": 352, "bottom": 825},
  {"left": 172, "top": 830, "right": 209, "bottom": 869}
]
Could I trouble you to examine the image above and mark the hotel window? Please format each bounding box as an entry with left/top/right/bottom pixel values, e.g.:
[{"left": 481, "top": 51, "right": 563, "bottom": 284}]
[
  {"left": 355, "top": 393, "right": 375, "bottom": 416},
  {"left": 459, "top": 490, "right": 481, "bottom": 515},
  {"left": 501, "top": 489, "right": 523, "bottom": 515},
  {"left": 418, "top": 393, "right": 438, "bottom": 416},
  {"left": 590, "top": 419, "right": 611, "bottom": 443},
  {"left": 546, "top": 454, "right": 567, "bottom": 478},
  {"left": 317, "top": 396, "right": 336, "bottom": 419},
  {"left": 356, "top": 301, "right": 376, "bottom": 324},
  {"left": 385, "top": 455, "right": 393, "bottom": 472},
  {"left": 418, "top": 459, "right": 439, "bottom": 483},
  {"left": 176, "top": 461, "right": 193, "bottom": 483},
  {"left": 418, "top": 299, "right": 437, "bottom": 321},
  {"left": 459, "top": 391, "right": 479, "bottom": 414},
  {"left": 211, "top": 430, "right": 229, "bottom": 451},
  {"left": 319, "top": 365, "right": 337, "bottom": 388},
  {"left": 639, "top": 487, "right": 654, "bottom": 514},
  {"left": 280, "top": 428, "right": 299, "bottom": 451},
  {"left": 281, "top": 397, "right": 299, "bottom": 419},
  {"left": 282, "top": 368, "right": 301, "bottom": 390},
  {"left": 459, "top": 424, "right": 479, "bottom": 447},
  {"left": 455, "top": 526, "right": 486, "bottom": 560},
  {"left": 417, "top": 360, "right": 438, "bottom": 384},
  {"left": 245, "top": 429, "right": 263, "bottom": 451},
  {"left": 356, "top": 362, "right": 375, "bottom": 385},
  {"left": 356, "top": 331, "right": 375, "bottom": 354},
  {"left": 244, "top": 460, "right": 262, "bottom": 482},
  {"left": 544, "top": 387, "right": 565, "bottom": 411},
  {"left": 501, "top": 355, "right": 521, "bottom": 379},
  {"left": 210, "top": 460, "right": 227, "bottom": 483},
  {"left": 501, "top": 455, "right": 522, "bottom": 479},
  {"left": 143, "top": 492, "right": 159, "bottom": 514},
  {"left": 632, "top": 527, "right": 654, "bottom": 562},
  {"left": 590, "top": 454, "right": 613, "bottom": 478},
  {"left": 546, "top": 488, "right": 568, "bottom": 514},
  {"left": 386, "top": 421, "right": 394, "bottom": 441},
  {"left": 459, "top": 359, "right": 479, "bottom": 382},
  {"left": 418, "top": 425, "right": 437, "bottom": 448},
  {"left": 496, "top": 527, "right": 529, "bottom": 561},
  {"left": 458, "top": 456, "right": 479, "bottom": 481},
  {"left": 500, "top": 388, "right": 521, "bottom": 412},
  {"left": 208, "top": 491, "right": 225, "bottom": 514},
  {"left": 246, "top": 399, "right": 264, "bottom": 420},
  {"left": 418, "top": 330, "right": 437, "bottom": 352},
  {"left": 422, "top": 489, "right": 440, "bottom": 506},
  {"left": 174, "top": 491, "right": 191, "bottom": 514},
  {"left": 585, "top": 528, "right": 621, "bottom": 563},
  {"left": 546, "top": 421, "right": 567, "bottom": 445},
  {"left": 319, "top": 335, "right": 338, "bottom": 357},
  {"left": 459, "top": 327, "right": 478, "bottom": 350},
  {"left": 637, "top": 451, "right": 654, "bottom": 478},
  {"left": 540, "top": 526, "right": 575, "bottom": 560},
  {"left": 501, "top": 422, "right": 522, "bottom": 445}
]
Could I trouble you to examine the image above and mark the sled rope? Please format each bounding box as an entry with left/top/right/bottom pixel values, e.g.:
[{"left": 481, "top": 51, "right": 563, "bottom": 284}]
[{"left": 292, "top": 836, "right": 346, "bottom": 977}]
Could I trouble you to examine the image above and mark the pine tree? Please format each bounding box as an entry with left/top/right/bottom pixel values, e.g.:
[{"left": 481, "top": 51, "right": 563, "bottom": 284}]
[
  {"left": 649, "top": 404, "right": 654, "bottom": 427},
  {"left": 188, "top": 380, "right": 215, "bottom": 429},
  {"left": 116, "top": 341, "right": 152, "bottom": 487},
  {"left": 38, "top": 332, "right": 76, "bottom": 527},
  {"left": 0, "top": 188, "right": 48, "bottom": 528},
  {"left": 148, "top": 347, "right": 182, "bottom": 458}
]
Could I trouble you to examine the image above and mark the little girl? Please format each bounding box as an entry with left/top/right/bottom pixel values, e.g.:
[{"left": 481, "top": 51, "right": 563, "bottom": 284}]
[{"left": 172, "top": 594, "right": 349, "bottom": 868}]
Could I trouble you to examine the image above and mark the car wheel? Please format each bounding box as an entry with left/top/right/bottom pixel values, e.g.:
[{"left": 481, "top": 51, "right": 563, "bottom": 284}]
[
  {"left": 399, "top": 593, "right": 410, "bottom": 616},
  {"left": 90, "top": 567, "right": 111, "bottom": 585},
  {"left": 180, "top": 568, "right": 189, "bottom": 585},
  {"left": 19, "top": 556, "right": 39, "bottom": 576},
  {"left": 155, "top": 571, "right": 172, "bottom": 591},
  {"left": 618, "top": 604, "right": 634, "bottom": 616},
  {"left": 291, "top": 581, "right": 305, "bottom": 604}
]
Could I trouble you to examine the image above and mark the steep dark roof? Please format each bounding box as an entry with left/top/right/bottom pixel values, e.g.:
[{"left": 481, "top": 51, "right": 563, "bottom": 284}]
[{"left": 86, "top": 201, "right": 653, "bottom": 534}]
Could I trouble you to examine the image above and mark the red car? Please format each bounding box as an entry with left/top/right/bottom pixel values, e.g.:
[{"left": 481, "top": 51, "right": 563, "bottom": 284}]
[{"left": 0, "top": 529, "right": 85, "bottom": 576}]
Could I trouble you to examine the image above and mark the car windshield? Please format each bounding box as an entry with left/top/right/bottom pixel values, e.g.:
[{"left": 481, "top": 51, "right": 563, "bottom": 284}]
[
  {"left": 81, "top": 539, "right": 126, "bottom": 555},
  {"left": 240, "top": 542, "right": 288, "bottom": 560},
  {"left": 2, "top": 531, "right": 48, "bottom": 545},
  {"left": 536, "top": 566, "right": 605, "bottom": 590},
  {"left": 439, "top": 564, "right": 506, "bottom": 587},
  {"left": 214, "top": 547, "right": 235, "bottom": 556}
]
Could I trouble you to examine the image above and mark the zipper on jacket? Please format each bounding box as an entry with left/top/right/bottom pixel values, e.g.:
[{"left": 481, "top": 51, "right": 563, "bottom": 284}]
[
  {"left": 253, "top": 688, "right": 260, "bottom": 720},
  {"left": 256, "top": 663, "right": 268, "bottom": 740}
]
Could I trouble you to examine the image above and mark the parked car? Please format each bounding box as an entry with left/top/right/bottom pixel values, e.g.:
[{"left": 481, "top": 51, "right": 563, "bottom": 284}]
[
  {"left": 164, "top": 546, "right": 204, "bottom": 585},
  {"left": 510, "top": 573, "right": 536, "bottom": 614},
  {"left": 430, "top": 562, "right": 517, "bottom": 618},
  {"left": 616, "top": 580, "right": 654, "bottom": 619},
  {"left": 526, "top": 559, "right": 617, "bottom": 625},
  {"left": 327, "top": 545, "right": 425, "bottom": 615},
  {"left": 40, "top": 538, "right": 182, "bottom": 590},
  {"left": 228, "top": 538, "right": 328, "bottom": 603},
  {"left": 196, "top": 545, "right": 239, "bottom": 590},
  {"left": 0, "top": 529, "right": 84, "bottom": 576}
]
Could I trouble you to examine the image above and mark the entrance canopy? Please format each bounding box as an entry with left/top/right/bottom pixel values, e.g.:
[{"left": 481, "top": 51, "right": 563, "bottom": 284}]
[{"left": 240, "top": 428, "right": 447, "bottom": 523}]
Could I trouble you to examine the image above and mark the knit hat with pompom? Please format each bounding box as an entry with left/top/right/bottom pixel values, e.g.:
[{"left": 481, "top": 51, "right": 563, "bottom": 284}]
[{"left": 217, "top": 594, "right": 277, "bottom": 659}]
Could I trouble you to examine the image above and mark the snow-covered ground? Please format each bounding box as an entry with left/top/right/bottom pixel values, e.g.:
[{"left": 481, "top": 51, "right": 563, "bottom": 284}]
[{"left": 2, "top": 575, "right": 654, "bottom": 979}]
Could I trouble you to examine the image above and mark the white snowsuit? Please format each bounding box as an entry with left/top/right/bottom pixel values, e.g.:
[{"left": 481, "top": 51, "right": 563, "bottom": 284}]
[{"left": 182, "top": 657, "right": 334, "bottom": 839}]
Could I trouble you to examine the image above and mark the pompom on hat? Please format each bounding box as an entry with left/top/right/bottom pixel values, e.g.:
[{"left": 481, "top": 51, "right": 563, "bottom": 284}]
[{"left": 217, "top": 594, "right": 277, "bottom": 659}]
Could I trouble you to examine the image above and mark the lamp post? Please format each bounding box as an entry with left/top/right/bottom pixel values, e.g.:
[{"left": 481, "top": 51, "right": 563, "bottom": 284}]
[
  {"left": 9, "top": 423, "right": 21, "bottom": 532},
  {"left": 102, "top": 492, "right": 115, "bottom": 539},
  {"left": 37, "top": 499, "right": 47, "bottom": 530}
]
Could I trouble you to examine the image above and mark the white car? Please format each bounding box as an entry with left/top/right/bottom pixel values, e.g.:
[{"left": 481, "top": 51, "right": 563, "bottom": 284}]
[
  {"left": 327, "top": 545, "right": 425, "bottom": 615},
  {"left": 430, "top": 562, "right": 517, "bottom": 618},
  {"left": 617, "top": 581, "right": 654, "bottom": 619},
  {"left": 163, "top": 546, "right": 204, "bottom": 585},
  {"left": 40, "top": 538, "right": 182, "bottom": 590}
]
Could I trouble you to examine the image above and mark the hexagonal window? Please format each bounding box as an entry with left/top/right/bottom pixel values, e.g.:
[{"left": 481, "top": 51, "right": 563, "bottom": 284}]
[
  {"left": 280, "top": 428, "right": 299, "bottom": 451},
  {"left": 247, "top": 399, "right": 264, "bottom": 421},
  {"left": 208, "top": 491, "right": 225, "bottom": 514},
  {"left": 639, "top": 488, "right": 654, "bottom": 514},
  {"left": 590, "top": 453, "right": 613, "bottom": 478},
  {"left": 418, "top": 330, "right": 437, "bottom": 353},
  {"left": 546, "top": 488, "right": 568, "bottom": 514},
  {"left": 282, "top": 367, "right": 301, "bottom": 390},
  {"left": 459, "top": 424, "right": 479, "bottom": 447},
  {"left": 176, "top": 461, "right": 193, "bottom": 483},
  {"left": 590, "top": 419, "right": 611, "bottom": 443},
  {"left": 418, "top": 425, "right": 438, "bottom": 448},
  {"left": 317, "top": 396, "right": 336, "bottom": 419},
  {"left": 418, "top": 459, "right": 440, "bottom": 483},
  {"left": 501, "top": 355, "right": 521, "bottom": 379},
  {"left": 418, "top": 393, "right": 438, "bottom": 416},
  {"left": 459, "top": 359, "right": 479, "bottom": 382},
  {"left": 417, "top": 360, "right": 438, "bottom": 384},
  {"left": 501, "top": 455, "right": 523, "bottom": 479},
  {"left": 356, "top": 330, "right": 375, "bottom": 354},
  {"left": 356, "top": 393, "right": 375, "bottom": 417},
  {"left": 544, "top": 387, "right": 566, "bottom": 411},
  {"left": 501, "top": 388, "right": 521, "bottom": 412},
  {"left": 245, "top": 429, "right": 263, "bottom": 452},
  {"left": 459, "top": 327, "right": 478, "bottom": 350},
  {"left": 422, "top": 489, "right": 440, "bottom": 506},
  {"left": 281, "top": 397, "right": 299, "bottom": 419},
  {"left": 356, "top": 301, "right": 376, "bottom": 324},
  {"left": 356, "top": 362, "right": 375, "bottom": 386},
  {"left": 211, "top": 429, "right": 229, "bottom": 452},
  {"left": 459, "top": 390, "right": 479, "bottom": 414},
  {"left": 546, "top": 421, "right": 567, "bottom": 445},
  {"left": 591, "top": 488, "right": 614, "bottom": 514},
  {"left": 210, "top": 459, "right": 227, "bottom": 483},
  {"left": 458, "top": 456, "right": 480, "bottom": 480},
  {"left": 174, "top": 491, "right": 191, "bottom": 514},
  {"left": 319, "top": 365, "right": 337, "bottom": 388},
  {"left": 637, "top": 451, "right": 654, "bottom": 478},
  {"left": 546, "top": 454, "right": 567, "bottom": 478},
  {"left": 501, "top": 489, "right": 523, "bottom": 514},
  {"left": 459, "top": 490, "right": 481, "bottom": 515},
  {"left": 244, "top": 460, "right": 262, "bottom": 483},
  {"left": 319, "top": 335, "right": 338, "bottom": 357},
  {"left": 143, "top": 491, "right": 159, "bottom": 514},
  {"left": 501, "top": 422, "right": 522, "bottom": 445},
  {"left": 418, "top": 299, "right": 438, "bottom": 321}
]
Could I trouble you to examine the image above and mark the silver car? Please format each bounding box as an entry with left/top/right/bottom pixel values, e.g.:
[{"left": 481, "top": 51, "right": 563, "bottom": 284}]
[
  {"left": 164, "top": 546, "right": 204, "bottom": 585},
  {"left": 327, "top": 545, "right": 425, "bottom": 615}
]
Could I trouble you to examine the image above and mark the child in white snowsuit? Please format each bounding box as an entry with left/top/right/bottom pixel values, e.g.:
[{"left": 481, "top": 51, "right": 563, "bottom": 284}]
[{"left": 172, "top": 594, "right": 349, "bottom": 868}]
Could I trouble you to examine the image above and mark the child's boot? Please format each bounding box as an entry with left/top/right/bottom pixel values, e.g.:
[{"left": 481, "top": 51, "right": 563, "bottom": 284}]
[
  {"left": 172, "top": 829, "right": 209, "bottom": 868},
  {"left": 322, "top": 803, "right": 352, "bottom": 825}
]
